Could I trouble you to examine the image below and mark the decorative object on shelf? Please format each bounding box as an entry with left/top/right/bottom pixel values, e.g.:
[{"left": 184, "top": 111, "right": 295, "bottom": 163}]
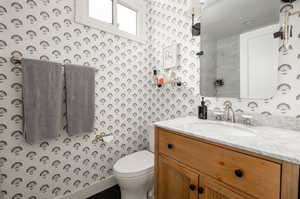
[
  {"left": 154, "top": 52, "right": 187, "bottom": 88},
  {"left": 154, "top": 80, "right": 187, "bottom": 88},
  {"left": 158, "top": 77, "right": 165, "bottom": 85},
  {"left": 153, "top": 69, "right": 158, "bottom": 85},
  {"left": 162, "top": 44, "right": 179, "bottom": 70},
  {"left": 152, "top": 74, "right": 187, "bottom": 88}
]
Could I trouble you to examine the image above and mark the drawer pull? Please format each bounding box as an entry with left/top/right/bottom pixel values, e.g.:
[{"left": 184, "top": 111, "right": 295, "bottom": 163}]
[
  {"left": 198, "top": 187, "right": 204, "bottom": 194},
  {"left": 234, "top": 169, "right": 244, "bottom": 178},
  {"left": 167, "top": 144, "right": 173, "bottom": 149},
  {"left": 189, "top": 184, "right": 196, "bottom": 191}
]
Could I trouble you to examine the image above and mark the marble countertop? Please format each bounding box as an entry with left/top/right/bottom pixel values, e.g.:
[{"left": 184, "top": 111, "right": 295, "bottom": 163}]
[{"left": 154, "top": 117, "right": 300, "bottom": 165}]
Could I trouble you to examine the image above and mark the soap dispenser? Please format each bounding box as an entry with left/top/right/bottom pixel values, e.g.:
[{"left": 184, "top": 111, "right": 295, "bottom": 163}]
[{"left": 198, "top": 97, "right": 207, "bottom": 120}]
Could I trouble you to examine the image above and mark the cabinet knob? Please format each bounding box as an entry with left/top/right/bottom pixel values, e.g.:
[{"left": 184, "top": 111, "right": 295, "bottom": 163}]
[
  {"left": 198, "top": 187, "right": 204, "bottom": 194},
  {"left": 234, "top": 169, "right": 244, "bottom": 178},
  {"left": 167, "top": 144, "right": 173, "bottom": 149},
  {"left": 189, "top": 184, "right": 196, "bottom": 191}
]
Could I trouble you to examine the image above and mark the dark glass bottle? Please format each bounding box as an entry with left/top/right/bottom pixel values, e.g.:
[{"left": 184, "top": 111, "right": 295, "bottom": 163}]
[{"left": 198, "top": 97, "right": 207, "bottom": 120}]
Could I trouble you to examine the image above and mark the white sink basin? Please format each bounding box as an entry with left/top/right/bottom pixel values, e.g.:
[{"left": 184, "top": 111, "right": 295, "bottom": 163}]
[{"left": 181, "top": 120, "right": 256, "bottom": 137}]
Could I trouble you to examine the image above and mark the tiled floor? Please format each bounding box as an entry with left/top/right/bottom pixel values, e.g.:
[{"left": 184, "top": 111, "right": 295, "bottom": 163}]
[{"left": 87, "top": 185, "right": 121, "bottom": 199}]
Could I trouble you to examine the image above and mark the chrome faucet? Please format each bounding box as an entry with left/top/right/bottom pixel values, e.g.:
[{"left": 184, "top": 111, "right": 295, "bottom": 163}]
[{"left": 224, "top": 104, "right": 236, "bottom": 123}]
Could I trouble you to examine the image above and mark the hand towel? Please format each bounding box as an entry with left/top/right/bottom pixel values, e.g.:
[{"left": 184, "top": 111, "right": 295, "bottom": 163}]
[
  {"left": 23, "top": 58, "right": 63, "bottom": 144},
  {"left": 64, "top": 65, "right": 95, "bottom": 136}
]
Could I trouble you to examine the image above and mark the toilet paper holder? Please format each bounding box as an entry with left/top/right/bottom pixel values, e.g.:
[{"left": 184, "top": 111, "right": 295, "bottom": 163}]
[{"left": 95, "top": 133, "right": 113, "bottom": 142}]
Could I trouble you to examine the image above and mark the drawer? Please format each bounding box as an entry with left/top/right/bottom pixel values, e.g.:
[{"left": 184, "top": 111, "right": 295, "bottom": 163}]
[{"left": 157, "top": 128, "right": 281, "bottom": 199}]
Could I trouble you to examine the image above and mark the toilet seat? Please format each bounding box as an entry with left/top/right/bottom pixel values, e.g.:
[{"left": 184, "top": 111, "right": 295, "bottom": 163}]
[{"left": 113, "top": 150, "right": 154, "bottom": 178}]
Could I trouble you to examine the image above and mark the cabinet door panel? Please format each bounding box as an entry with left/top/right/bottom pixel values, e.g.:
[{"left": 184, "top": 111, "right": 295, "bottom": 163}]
[
  {"left": 204, "top": 189, "right": 229, "bottom": 199},
  {"left": 158, "top": 128, "right": 280, "bottom": 199},
  {"left": 199, "top": 175, "right": 255, "bottom": 199},
  {"left": 157, "top": 155, "right": 198, "bottom": 199}
]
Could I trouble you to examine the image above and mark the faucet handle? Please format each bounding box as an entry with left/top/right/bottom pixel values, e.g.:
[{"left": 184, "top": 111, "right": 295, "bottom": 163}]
[
  {"left": 224, "top": 103, "right": 231, "bottom": 109},
  {"left": 214, "top": 111, "right": 224, "bottom": 121},
  {"left": 241, "top": 114, "right": 253, "bottom": 126}
]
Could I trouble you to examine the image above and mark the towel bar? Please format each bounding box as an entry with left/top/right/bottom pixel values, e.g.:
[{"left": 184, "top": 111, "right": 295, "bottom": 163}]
[{"left": 10, "top": 57, "right": 99, "bottom": 72}]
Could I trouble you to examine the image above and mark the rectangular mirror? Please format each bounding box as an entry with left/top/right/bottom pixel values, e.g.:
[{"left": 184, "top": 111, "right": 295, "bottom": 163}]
[{"left": 200, "top": 0, "right": 281, "bottom": 99}]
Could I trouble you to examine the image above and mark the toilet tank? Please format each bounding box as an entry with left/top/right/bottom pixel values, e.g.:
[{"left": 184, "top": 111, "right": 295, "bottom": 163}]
[{"left": 148, "top": 125, "right": 155, "bottom": 153}]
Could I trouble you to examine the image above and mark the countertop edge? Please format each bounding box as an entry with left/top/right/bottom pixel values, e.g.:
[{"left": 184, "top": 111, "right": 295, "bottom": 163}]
[{"left": 154, "top": 124, "right": 300, "bottom": 165}]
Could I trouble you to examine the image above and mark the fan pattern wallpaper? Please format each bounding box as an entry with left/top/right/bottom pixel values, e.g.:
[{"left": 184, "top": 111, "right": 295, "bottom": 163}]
[
  {"left": 149, "top": 0, "right": 300, "bottom": 128},
  {"left": 0, "top": 0, "right": 152, "bottom": 198},
  {"left": 0, "top": 0, "right": 299, "bottom": 198}
]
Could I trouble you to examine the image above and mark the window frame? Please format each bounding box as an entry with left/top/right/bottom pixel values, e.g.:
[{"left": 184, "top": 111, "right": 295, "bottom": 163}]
[{"left": 75, "top": 0, "right": 146, "bottom": 44}]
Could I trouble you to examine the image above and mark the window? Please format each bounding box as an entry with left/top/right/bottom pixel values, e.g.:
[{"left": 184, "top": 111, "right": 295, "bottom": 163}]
[
  {"left": 117, "top": 3, "right": 137, "bottom": 35},
  {"left": 89, "top": 0, "right": 113, "bottom": 24},
  {"left": 75, "top": 0, "right": 146, "bottom": 43}
]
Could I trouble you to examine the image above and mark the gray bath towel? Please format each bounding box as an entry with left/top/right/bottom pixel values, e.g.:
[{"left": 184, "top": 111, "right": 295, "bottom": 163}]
[
  {"left": 65, "top": 65, "right": 95, "bottom": 136},
  {"left": 23, "top": 58, "right": 63, "bottom": 144}
]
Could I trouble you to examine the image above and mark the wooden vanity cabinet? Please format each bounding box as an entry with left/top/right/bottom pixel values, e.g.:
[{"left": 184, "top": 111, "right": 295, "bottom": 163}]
[
  {"left": 157, "top": 155, "right": 199, "bottom": 199},
  {"left": 198, "top": 174, "right": 255, "bottom": 199},
  {"left": 157, "top": 155, "right": 253, "bottom": 199},
  {"left": 155, "top": 127, "right": 299, "bottom": 199}
]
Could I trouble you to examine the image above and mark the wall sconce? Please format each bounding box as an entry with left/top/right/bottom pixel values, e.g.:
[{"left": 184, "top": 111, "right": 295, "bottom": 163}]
[
  {"left": 186, "top": 0, "right": 206, "bottom": 36},
  {"left": 274, "top": 0, "right": 299, "bottom": 55},
  {"left": 185, "top": 0, "right": 206, "bottom": 57}
]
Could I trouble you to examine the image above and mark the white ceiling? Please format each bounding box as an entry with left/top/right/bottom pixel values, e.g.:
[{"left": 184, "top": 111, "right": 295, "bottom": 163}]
[{"left": 201, "top": 0, "right": 281, "bottom": 39}]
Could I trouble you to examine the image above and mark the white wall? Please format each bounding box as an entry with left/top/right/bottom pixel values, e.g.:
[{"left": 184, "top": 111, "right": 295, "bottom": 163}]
[{"left": 240, "top": 24, "right": 279, "bottom": 99}]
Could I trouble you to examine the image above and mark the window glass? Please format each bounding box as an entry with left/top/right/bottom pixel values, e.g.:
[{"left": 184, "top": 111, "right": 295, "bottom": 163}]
[
  {"left": 117, "top": 3, "right": 137, "bottom": 35},
  {"left": 89, "top": 0, "right": 113, "bottom": 24}
]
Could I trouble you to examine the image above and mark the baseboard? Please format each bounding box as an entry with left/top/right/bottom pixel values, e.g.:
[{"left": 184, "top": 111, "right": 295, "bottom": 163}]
[{"left": 55, "top": 176, "right": 117, "bottom": 199}]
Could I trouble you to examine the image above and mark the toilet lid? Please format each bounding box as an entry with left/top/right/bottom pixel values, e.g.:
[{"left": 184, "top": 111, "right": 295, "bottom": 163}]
[{"left": 113, "top": 150, "right": 154, "bottom": 177}]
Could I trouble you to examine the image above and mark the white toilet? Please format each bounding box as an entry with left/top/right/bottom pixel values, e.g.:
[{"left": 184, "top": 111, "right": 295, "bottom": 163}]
[{"left": 113, "top": 127, "right": 155, "bottom": 199}]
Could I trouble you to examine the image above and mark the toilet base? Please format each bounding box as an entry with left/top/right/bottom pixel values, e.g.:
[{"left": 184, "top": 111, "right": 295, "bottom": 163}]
[
  {"left": 120, "top": 188, "right": 148, "bottom": 199},
  {"left": 116, "top": 172, "right": 153, "bottom": 199}
]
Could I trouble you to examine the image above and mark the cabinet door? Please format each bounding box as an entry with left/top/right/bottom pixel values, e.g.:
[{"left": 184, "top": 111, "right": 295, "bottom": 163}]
[
  {"left": 156, "top": 155, "right": 198, "bottom": 199},
  {"left": 198, "top": 175, "right": 255, "bottom": 199}
]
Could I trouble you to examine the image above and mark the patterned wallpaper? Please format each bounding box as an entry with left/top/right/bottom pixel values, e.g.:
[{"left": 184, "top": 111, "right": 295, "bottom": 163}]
[
  {"left": 1, "top": 0, "right": 300, "bottom": 198},
  {"left": 149, "top": 0, "right": 300, "bottom": 123},
  {"left": 149, "top": 0, "right": 200, "bottom": 121},
  {"left": 207, "top": 1, "right": 300, "bottom": 120},
  {"left": 0, "top": 0, "right": 152, "bottom": 198}
]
